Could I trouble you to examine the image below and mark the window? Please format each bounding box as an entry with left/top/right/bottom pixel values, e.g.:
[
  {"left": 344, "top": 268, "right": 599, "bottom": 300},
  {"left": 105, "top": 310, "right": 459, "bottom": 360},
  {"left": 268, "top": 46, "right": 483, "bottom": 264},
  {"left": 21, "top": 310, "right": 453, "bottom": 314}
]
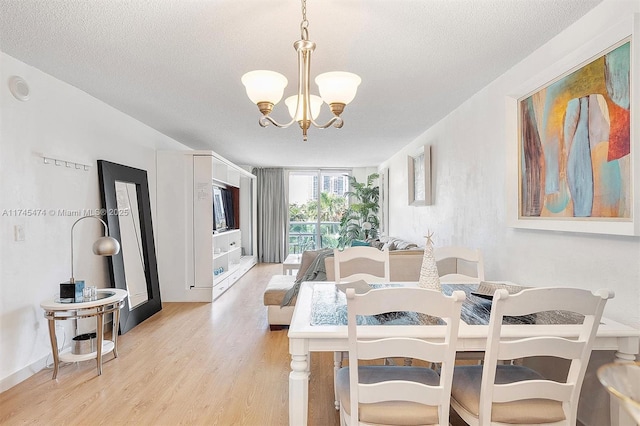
[{"left": 288, "top": 170, "right": 350, "bottom": 253}]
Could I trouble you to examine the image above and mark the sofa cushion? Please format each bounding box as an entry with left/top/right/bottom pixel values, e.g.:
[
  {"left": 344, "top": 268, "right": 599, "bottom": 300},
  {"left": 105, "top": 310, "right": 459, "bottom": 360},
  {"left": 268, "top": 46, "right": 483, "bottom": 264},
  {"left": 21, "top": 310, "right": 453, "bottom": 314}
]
[{"left": 263, "top": 275, "right": 297, "bottom": 306}]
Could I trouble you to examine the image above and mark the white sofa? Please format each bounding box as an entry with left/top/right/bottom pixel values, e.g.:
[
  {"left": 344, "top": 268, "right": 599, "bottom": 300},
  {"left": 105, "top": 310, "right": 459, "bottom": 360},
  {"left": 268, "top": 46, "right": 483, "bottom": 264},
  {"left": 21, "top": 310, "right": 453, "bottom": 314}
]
[{"left": 264, "top": 249, "right": 424, "bottom": 330}]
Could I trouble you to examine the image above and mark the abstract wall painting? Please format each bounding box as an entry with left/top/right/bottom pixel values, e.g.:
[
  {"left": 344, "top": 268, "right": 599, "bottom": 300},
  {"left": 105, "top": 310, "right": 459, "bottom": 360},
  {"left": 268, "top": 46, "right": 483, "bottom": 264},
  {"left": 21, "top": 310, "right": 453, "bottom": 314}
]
[{"left": 518, "top": 39, "right": 632, "bottom": 227}]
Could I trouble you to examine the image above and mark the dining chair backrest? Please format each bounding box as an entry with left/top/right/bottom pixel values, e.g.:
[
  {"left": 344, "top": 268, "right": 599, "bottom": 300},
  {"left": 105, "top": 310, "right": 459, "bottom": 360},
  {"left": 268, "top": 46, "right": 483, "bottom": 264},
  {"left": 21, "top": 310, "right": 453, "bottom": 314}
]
[
  {"left": 477, "top": 287, "right": 614, "bottom": 425},
  {"left": 345, "top": 287, "right": 466, "bottom": 426},
  {"left": 333, "top": 247, "right": 390, "bottom": 284},
  {"left": 435, "top": 246, "right": 485, "bottom": 282}
]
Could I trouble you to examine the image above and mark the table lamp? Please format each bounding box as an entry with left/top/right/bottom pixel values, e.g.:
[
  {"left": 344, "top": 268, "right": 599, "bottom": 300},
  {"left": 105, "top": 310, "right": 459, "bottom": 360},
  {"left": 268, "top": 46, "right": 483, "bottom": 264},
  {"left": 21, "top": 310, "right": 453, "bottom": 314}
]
[{"left": 59, "top": 215, "right": 120, "bottom": 300}]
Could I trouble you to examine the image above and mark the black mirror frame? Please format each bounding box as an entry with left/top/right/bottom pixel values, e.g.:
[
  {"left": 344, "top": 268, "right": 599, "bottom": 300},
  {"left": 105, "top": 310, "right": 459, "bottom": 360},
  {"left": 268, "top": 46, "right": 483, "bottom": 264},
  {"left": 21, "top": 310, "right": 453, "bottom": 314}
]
[{"left": 97, "top": 160, "right": 162, "bottom": 334}]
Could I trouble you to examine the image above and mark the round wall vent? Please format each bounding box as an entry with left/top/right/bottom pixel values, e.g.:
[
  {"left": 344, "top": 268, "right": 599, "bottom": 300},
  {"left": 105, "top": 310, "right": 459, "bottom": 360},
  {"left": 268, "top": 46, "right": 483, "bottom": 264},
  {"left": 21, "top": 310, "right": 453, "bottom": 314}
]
[{"left": 8, "top": 76, "right": 30, "bottom": 101}]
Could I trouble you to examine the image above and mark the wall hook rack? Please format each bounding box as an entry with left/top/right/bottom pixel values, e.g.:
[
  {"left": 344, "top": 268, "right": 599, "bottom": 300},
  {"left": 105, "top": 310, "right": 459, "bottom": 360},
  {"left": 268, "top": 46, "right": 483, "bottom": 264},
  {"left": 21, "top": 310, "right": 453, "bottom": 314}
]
[{"left": 43, "top": 156, "right": 90, "bottom": 171}]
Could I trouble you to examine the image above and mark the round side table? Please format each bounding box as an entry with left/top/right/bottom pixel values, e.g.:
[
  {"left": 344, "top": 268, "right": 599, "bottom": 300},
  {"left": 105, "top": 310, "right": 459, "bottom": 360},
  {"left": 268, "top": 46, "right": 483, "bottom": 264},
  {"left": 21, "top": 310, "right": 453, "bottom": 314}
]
[{"left": 40, "top": 288, "right": 127, "bottom": 379}]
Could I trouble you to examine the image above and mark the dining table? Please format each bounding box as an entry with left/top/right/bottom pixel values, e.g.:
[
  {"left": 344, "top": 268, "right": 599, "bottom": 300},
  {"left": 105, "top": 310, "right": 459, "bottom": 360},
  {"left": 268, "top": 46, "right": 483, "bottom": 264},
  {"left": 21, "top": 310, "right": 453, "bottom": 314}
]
[{"left": 287, "top": 280, "right": 640, "bottom": 426}]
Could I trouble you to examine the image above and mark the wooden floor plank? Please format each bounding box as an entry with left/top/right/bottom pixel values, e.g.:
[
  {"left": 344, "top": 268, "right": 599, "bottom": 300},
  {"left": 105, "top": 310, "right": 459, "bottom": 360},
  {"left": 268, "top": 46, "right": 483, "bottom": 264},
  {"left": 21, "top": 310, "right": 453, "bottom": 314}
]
[{"left": 0, "top": 263, "right": 340, "bottom": 426}]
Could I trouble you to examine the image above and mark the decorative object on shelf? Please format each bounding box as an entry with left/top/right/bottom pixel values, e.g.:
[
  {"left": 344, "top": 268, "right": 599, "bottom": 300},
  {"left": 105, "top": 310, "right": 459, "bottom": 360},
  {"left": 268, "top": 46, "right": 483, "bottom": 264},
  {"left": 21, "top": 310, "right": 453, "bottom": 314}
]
[
  {"left": 98, "top": 160, "right": 162, "bottom": 334},
  {"left": 60, "top": 216, "right": 120, "bottom": 301},
  {"left": 241, "top": 0, "right": 361, "bottom": 141},
  {"left": 418, "top": 231, "right": 441, "bottom": 291}
]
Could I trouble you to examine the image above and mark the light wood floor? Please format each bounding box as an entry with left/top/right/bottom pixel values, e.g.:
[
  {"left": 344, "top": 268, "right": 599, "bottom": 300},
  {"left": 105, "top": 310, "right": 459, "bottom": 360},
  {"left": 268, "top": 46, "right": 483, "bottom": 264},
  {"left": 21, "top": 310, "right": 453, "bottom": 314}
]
[{"left": 0, "top": 263, "right": 340, "bottom": 426}]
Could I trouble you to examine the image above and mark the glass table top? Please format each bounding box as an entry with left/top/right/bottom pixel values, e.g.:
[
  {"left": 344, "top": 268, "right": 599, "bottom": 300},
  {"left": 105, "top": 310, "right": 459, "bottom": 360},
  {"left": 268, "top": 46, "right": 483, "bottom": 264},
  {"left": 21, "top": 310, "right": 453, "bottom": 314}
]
[
  {"left": 55, "top": 291, "right": 116, "bottom": 304},
  {"left": 310, "top": 283, "right": 585, "bottom": 326}
]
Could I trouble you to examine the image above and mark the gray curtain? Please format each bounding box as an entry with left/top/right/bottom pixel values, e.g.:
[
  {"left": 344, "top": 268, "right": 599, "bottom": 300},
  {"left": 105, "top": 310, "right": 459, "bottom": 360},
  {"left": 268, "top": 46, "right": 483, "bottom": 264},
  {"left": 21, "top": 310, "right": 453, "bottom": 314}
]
[{"left": 253, "top": 167, "right": 286, "bottom": 263}]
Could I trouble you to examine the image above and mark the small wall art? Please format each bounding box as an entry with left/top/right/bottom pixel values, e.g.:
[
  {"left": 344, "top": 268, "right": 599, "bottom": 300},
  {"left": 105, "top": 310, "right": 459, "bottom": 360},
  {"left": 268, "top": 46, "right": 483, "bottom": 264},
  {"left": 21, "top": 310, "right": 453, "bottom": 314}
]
[{"left": 408, "top": 145, "right": 431, "bottom": 206}]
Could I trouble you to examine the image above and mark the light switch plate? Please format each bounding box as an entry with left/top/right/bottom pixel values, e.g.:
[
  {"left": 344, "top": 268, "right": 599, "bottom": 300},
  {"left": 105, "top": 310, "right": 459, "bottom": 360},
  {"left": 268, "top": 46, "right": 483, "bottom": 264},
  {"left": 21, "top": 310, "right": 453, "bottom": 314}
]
[{"left": 14, "top": 225, "right": 25, "bottom": 241}]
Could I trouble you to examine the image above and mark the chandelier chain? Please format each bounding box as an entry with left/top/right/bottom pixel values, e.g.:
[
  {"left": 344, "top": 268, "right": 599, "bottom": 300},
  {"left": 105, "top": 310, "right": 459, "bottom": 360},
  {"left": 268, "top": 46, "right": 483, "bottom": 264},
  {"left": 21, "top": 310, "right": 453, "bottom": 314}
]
[
  {"left": 300, "top": 0, "right": 309, "bottom": 40},
  {"left": 301, "top": 0, "right": 307, "bottom": 23}
]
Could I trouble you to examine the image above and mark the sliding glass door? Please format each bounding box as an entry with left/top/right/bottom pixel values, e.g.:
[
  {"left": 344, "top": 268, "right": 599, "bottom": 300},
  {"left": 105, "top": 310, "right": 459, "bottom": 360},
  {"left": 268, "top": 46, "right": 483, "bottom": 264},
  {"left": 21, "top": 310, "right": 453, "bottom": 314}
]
[{"left": 288, "top": 170, "right": 350, "bottom": 254}]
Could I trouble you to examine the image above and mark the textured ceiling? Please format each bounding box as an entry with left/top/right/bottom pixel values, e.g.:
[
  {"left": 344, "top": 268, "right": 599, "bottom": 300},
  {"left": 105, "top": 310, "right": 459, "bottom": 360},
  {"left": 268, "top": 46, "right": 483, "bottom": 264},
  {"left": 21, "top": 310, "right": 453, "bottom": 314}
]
[{"left": 0, "top": 0, "right": 602, "bottom": 168}]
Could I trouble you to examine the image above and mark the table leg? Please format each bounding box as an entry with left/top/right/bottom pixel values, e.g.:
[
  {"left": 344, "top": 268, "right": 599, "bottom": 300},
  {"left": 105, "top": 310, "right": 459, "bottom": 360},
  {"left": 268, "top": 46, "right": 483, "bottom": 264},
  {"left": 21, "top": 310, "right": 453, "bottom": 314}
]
[
  {"left": 289, "top": 350, "right": 310, "bottom": 425},
  {"left": 96, "top": 310, "right": 104, "bottom": 375},
  {"left": 46, "top": 318, "right": 59, "bottom": 380},
  {"left": 112, "top": 307, "right": 120, "bottom": 358},
  {"left": 333, "top": 351, "right": 342, "bottom": 410}
]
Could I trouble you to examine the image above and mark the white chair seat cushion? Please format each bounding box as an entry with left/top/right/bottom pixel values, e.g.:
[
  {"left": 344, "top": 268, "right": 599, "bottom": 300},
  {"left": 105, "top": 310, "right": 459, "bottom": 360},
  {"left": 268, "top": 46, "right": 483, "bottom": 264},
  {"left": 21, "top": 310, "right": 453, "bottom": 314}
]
[
  {"left": 451, "top": 365, "right": 566, "bottom": 424},
  {"left": 336, "top": 365, "right": 440, "bottom": 425}
]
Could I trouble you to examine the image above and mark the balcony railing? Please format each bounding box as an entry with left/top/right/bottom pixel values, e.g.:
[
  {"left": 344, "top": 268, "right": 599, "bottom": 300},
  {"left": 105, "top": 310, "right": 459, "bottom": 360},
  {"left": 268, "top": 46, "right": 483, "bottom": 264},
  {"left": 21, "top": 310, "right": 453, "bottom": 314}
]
[{"left": 289, "top": 221, "right": 340, "bottom": 254}]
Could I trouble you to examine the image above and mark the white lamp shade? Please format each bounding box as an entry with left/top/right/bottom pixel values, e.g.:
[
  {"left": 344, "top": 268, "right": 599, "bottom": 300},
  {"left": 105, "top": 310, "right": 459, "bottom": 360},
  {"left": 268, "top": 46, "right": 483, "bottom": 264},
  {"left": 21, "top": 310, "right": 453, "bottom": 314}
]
[
  {"left": 285, "top": 94, "right": 323, "bottom": 121},
  {"left": 241, "top": 70, "right": 288, "bottom": 105},
  {"left": 315, "top": 71, "right": 361, "bottom": 105}
]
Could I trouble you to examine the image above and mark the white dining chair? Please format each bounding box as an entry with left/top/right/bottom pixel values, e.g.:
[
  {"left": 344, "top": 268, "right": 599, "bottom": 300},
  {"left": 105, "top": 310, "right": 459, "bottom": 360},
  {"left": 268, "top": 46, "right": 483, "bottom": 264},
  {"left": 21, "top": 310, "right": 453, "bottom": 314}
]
[
  {"left": 434, "top": 246, "right": 485, "bottom": 363},
  {"left": 332, "top": 246, "right": 391, "bottom": 409},
  {"left": 450, "top": 287, "right": 614, "bottom": 426},
  {"left": 333, "top": 246, "right": 390, "bottom": 284},
  {"left": 337, "top": 286, "right": 466, "bottom": 426},
  {"left": 435, "top": 246, "right": 485, "bottom": 282}
]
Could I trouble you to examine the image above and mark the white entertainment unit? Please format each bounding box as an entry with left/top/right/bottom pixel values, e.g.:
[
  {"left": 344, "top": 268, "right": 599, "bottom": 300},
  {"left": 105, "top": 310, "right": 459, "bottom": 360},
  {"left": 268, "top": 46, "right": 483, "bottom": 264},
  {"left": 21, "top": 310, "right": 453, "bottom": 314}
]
[{"left": 156, "top": 151, "right": 257, "bottom": 302}]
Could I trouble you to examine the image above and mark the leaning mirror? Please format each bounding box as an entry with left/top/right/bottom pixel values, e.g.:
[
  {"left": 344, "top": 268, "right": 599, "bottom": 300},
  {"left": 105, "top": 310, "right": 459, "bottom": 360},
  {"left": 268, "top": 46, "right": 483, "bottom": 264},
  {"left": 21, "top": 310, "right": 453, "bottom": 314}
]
[{"left": 97, "top": 160, "right": 162, "bottom": 334}]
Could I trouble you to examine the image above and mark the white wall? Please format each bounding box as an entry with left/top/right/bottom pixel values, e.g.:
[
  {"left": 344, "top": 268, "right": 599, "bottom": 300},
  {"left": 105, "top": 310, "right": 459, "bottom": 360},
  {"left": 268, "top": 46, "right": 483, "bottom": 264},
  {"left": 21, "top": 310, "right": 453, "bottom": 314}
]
[
  {"left": 380, "top": 0, "right": 640, "bottom": 330},
  {"left": 0, "top": 52, "right": 189, "bottom": 390}
]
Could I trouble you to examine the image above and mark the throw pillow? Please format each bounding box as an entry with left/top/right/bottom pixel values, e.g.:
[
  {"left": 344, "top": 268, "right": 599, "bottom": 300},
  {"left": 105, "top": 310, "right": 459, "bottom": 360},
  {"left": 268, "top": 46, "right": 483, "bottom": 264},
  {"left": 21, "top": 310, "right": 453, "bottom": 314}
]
[
  {"left": 369, "top": 239, "right": 384, "bottom": 250},
  {"left": 351, "top": 240, "right": 370, "bottom": 247},
  {"left": 295, "top": 250, "right": 322, "bottom": 282},
  {"left": 395, "top": 240, "right": 418, "bottom": 250}
]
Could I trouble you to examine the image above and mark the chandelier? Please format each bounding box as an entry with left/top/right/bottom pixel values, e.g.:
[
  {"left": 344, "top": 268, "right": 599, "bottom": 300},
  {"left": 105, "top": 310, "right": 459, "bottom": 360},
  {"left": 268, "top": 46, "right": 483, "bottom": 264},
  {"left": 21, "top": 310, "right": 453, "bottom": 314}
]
[{"left": 241, "top": 0, "right": 361, "bottom": 141}]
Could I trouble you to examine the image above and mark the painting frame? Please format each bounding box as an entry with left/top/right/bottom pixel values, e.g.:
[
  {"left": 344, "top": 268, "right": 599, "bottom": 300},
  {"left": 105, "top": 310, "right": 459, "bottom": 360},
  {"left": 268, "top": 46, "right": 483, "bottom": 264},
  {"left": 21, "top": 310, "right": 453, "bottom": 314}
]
[
  {"left": 379, "top": 167, "right": 389, "bottom": 235},
  {"left": 506, "top": 14, "right": 639, "bottom": 236},
  {"left": 408, "top": 145, "right": 432, "bottom": 206}
]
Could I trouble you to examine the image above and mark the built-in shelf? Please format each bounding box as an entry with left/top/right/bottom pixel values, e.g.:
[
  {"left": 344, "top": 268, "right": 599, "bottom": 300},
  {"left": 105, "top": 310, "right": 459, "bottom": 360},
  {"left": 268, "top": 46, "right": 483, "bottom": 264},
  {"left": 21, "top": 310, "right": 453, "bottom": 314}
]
[
  {"left": 156, "top": 151, "right": 257, "bottom": 302},
  {"left": 212, "top": 229, "right": 255, "bottom": 299}
]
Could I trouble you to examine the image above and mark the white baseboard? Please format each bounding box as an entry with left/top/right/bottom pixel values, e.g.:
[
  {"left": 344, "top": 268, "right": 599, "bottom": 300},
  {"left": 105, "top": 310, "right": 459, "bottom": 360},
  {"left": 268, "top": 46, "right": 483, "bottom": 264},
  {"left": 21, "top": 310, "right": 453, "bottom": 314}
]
[
  {"left": 0, "top": 319, "right": 113, "bottom": 394},
  {"left": 0, "top": 355, "right": 48, "bottom": 393}
]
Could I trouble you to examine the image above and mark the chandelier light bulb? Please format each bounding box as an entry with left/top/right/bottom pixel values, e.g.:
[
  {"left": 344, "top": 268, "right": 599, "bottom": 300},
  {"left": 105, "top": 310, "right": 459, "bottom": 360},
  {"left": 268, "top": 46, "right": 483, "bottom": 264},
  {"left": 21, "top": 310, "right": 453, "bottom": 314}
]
[
  {"left": 315, "top": 72, "right": 362, "bottom": 106},
  {"left": 285, "top": 94, "right": 323, "bottom": 121},
  {"left": 241, "top": 70, "right": 288, "bottom": 106}
]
